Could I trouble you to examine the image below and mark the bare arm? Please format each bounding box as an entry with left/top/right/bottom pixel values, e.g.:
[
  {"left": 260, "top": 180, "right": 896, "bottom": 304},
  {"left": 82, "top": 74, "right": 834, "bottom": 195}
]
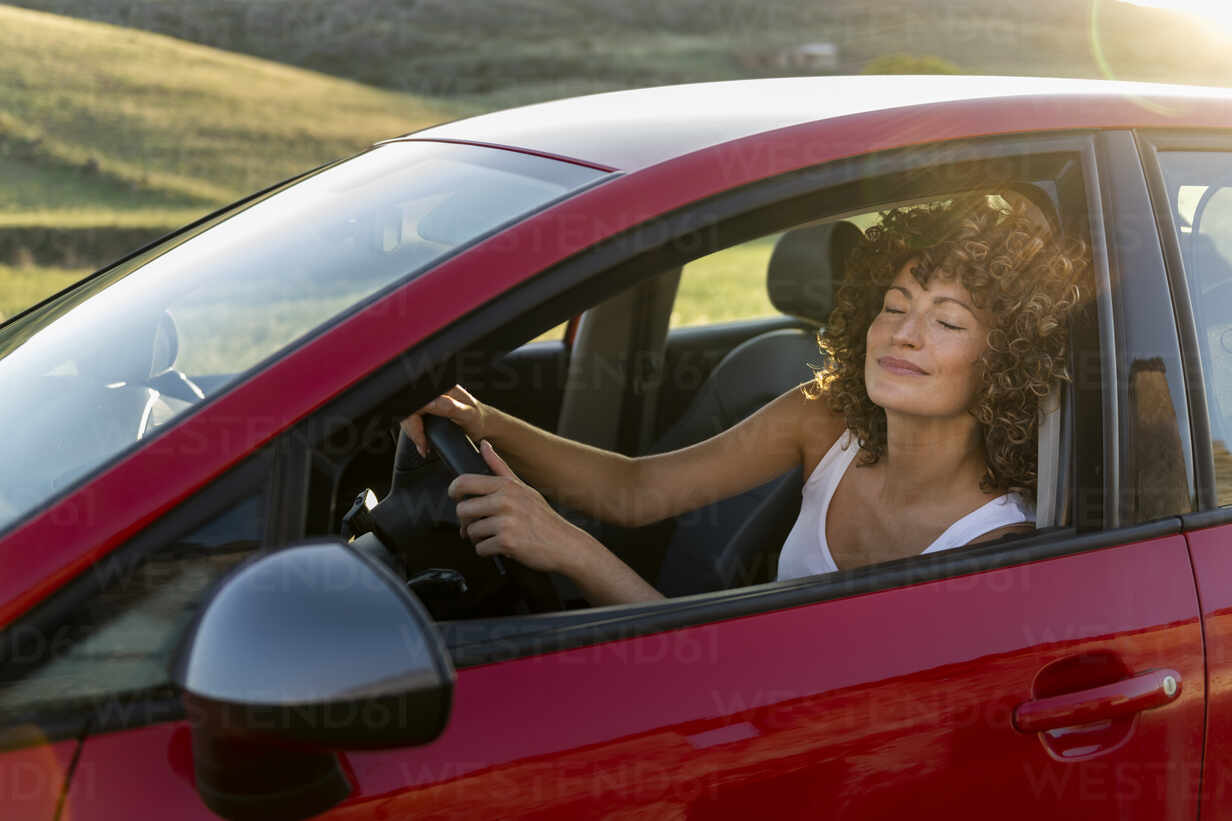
[
  {"left": 420, "top": 383, "right": 841, "bottom": 606},
  {"left": 402, "top": 386, "right": 642, "bottom": 524},
  {"left": 403, "top": 382, "right": 840, "bottom": 528},
  {"left": 626, "top": 384, "right": 841, "bottom": 526}
]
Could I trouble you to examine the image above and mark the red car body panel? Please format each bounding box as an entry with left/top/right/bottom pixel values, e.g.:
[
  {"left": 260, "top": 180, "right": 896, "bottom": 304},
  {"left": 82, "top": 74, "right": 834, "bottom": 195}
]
[
  {"left": 66, "top": 535, "right": 1203, "bottom": 819},
  {"left": 0, "top": 738, "right": 76, "bottom": 820},
  {"left": 6, "top": 86, "right": 1232, "bottom": 629},
  {"left": 1184, "top": 525, "right": 1232, "bottom": 815},
  {"left": 58, "top": 724, "right": 203, "bottom": 819}
]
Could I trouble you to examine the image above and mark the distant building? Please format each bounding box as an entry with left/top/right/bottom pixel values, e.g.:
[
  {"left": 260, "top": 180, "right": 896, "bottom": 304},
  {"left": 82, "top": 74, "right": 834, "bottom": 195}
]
[
  {"left": 741, "top": 42, "right": 840, "bottom": 72},
  {"left": 787, "top": 43, "right": 839, "bottom": 70}
]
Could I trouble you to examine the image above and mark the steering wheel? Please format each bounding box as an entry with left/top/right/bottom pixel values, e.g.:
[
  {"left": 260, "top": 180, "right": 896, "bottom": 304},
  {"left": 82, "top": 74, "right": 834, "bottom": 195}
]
[
  {"left": 136, "top": 369, "right": 207, "bottom": 440},
  {"left": 133, "top": 311, "right": 208, "bottom": 440},
  {"left": 392, "top": 417, "right": 563, "bottom": 615}
]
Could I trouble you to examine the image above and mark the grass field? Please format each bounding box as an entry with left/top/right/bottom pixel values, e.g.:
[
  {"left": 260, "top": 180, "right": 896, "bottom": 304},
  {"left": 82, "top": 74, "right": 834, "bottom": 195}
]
[
  {"left": 0, "top": 4, "right": 468, "bottom": 229},
  {"left": 13, "top": 0, "right": 1232, "bottom": 111},
  {"left": 674, "top": 235, "right": 778, "bottom": 327},
  {"left": 0, "top": 3, "right": 472, "bottom": 318},
  {"left": 0, "top": 265, "right": 87, "bottom": 321}
]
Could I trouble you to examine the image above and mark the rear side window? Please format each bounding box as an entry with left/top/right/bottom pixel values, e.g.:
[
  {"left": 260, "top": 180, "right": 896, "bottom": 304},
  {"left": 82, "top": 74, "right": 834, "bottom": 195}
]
[
  {"left": 1158, "top": 151, "right": 1232, "bottom": 504},
  {"left": 669, "top": 210, "right": 903, "bottom": 330},
  {"left": 670, "top": 233, "right": 782, "bottom": 328}
]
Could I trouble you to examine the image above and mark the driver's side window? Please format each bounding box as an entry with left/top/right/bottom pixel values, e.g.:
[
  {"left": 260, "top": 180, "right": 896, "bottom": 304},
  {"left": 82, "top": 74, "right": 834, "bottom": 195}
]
[{"left": 296, "top": 154, "right": 1098, "bottom": 627}]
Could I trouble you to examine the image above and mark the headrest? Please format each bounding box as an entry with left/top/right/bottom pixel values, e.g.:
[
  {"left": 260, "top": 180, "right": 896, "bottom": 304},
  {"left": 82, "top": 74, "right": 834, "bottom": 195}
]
[{"left": 766, "top": 220, "right": 863, "bottom": 325}]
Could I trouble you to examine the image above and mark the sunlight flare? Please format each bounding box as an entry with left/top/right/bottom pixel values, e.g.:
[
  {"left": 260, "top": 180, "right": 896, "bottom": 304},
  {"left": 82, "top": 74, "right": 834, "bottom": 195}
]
[{"left": 1119, "top": 0, "right": 1232, "bottom": 32}]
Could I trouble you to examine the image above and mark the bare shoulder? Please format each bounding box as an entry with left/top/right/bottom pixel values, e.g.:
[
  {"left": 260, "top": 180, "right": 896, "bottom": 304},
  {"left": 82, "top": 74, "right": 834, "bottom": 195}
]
[
  {"left": 783, "top": 381, "right": 845, "bottom": 476},
  {"left": 735, "top": 380, "right": 841, "bottom": 466}
]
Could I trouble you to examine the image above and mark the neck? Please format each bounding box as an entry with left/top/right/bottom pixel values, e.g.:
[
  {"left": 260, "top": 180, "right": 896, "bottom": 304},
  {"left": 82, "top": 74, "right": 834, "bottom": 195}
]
[{"left": 875, "top": 411, "right": 987, "bottom": 505}]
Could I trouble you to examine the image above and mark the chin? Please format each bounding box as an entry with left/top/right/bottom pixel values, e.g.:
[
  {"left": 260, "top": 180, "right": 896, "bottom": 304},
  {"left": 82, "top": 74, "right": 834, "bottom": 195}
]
[
  {"left": 867, "top": 382, "right": 958, "bottom": 418},
  {"left": 865, "top": 376, "right": 915, "bottom": 412}
]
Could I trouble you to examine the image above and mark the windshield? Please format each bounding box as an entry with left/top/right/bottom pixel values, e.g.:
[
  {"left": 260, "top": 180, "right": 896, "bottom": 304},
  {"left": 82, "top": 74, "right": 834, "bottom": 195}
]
[{"left": 0, "top": 141, "right": 606, "bottom": 534}]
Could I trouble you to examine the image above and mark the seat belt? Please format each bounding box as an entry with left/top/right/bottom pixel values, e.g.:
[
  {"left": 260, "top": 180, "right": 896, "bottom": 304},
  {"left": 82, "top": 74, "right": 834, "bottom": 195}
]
[
  {"left": 625, "top": 268, "right": 681, "bottom": 455},
  {"left": 556, "top": 268, "right": 680, "bottom": 452}
]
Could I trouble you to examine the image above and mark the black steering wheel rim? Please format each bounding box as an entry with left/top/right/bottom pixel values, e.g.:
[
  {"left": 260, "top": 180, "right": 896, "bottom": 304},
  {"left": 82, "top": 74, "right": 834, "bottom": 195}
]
[{"left": 411, "top": 418, "right": 564, "bottom": 615}]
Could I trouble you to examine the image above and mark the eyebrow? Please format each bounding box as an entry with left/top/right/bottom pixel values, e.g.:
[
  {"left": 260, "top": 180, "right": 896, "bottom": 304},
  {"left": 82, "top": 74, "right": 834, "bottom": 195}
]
[{"left": 888, "top": 285, "right": 976, "bottom": 315}]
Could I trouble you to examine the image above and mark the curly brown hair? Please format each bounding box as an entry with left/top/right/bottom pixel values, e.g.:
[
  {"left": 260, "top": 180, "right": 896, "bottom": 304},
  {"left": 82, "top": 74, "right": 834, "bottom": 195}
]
[{"left": 804, "top": 195, "right": 1089, "bottom": 495}]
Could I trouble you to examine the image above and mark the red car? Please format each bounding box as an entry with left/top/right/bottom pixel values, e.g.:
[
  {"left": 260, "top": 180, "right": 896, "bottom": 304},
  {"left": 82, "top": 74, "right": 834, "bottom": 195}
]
[{"left": 3, "top": 75, "right": 1232, "bottom": 819}]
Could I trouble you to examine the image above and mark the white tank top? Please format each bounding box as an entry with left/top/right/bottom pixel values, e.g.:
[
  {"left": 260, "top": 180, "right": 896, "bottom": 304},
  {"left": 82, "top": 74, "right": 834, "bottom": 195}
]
[{"left": 776, "top": 430, "right": 1034, "bottom": 581}]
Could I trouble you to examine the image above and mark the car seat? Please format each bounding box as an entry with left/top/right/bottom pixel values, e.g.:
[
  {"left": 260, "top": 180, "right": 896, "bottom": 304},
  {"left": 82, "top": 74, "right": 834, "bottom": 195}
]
[{"left": 653, "top": 220, "right": 863, "bottom": 596}]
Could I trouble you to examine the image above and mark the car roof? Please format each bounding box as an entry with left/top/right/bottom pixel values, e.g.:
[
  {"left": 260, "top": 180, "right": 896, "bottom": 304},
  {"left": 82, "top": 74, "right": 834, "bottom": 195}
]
[{"left": 400, "top": 75, "right": 1232, "bottom": 171}]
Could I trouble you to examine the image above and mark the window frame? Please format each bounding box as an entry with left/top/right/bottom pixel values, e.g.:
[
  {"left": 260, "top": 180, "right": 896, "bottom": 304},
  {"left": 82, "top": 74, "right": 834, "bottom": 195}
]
[
  {"left": 1090, "top": 131, "right": 1197, "bottom": 525},
  {"left": 1138, "top": 129, "right": 1232, "bottom": 520}
]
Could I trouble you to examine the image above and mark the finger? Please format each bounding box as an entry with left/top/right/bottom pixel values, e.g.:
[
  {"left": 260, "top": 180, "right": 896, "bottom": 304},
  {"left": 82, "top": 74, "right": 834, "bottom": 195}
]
[
  {"left": 446, "top": 384, "right": 475, "bottom": 404},
  {"left": 409, "top": 395, "right": 463, "bottom": 456},
  {"left": 473, "top": 535, "right": 507, "bottom": 558},
  {"left": 464, "top": 515, "right": 504, "bottom": 542},
  {"left": 456, "top": 495, "right": 504, "bottom": 521},
  {"left": 439, "top": 395, "right": 471, "bottom": 416},
  {"left": 399, "top": 415, "right": 427, "bottom": 457},
  {"left": 481, "top": 440, "right": 516, "bottom": 479},
  {"left": 447, "top": 473, "right": 506, "bottom": 501},
  {"left": 458, "top": 514, "right": 487, "bottom": 541},
  {"left": 414, "top": 395, "right": 460, "bottom": 421}
]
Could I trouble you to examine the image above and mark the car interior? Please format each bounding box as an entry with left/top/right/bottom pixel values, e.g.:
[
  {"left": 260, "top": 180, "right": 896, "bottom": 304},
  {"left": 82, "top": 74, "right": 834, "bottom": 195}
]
[{"left": 306, "top": 177, "right": 1079, "bottom": 623}]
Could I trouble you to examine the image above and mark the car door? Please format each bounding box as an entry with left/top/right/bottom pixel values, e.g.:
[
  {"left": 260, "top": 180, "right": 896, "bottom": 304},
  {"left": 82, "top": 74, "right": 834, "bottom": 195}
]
[
  {"left": 51, "top": 537, "right": 1203, "bottom": 821},
  {"left": 288, "top": 133, "right": 1202, "bottom": 820},
  {"left": 1145, "top": 132, "right": 1232, "bottom": 818},
  {"left": 338, "top": 537, "right": 1200, "bottom": 819}
]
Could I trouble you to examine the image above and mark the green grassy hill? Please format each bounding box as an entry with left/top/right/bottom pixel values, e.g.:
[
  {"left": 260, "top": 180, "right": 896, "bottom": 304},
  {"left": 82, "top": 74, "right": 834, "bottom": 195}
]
[
  {"left": 4, "top": 0, "right": 1230, "bottom": 236},
  {"left": 11, "top": 0, "right": 1232, "bottom": 110},
  {"left": 0, "top": 3, "right": 473, "bottom": 318},
  {"left": 0, "top": 3, "right": 469, "bottom": 231}
]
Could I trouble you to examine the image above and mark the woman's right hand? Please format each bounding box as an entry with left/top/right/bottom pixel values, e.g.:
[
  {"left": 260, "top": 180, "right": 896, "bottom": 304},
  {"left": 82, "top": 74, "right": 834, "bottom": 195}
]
[{"left": 399, "top": 385, "right": 490, "bottom": 458}]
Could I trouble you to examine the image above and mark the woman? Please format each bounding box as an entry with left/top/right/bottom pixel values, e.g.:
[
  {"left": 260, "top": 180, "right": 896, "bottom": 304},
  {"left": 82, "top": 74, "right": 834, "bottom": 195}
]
[{"left": 401, "top": 196, "right": 1088, "bottom": 606}]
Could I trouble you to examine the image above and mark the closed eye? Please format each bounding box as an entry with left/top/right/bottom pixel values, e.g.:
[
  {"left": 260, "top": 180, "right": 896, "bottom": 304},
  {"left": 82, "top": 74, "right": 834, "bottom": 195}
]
[{"left": 938, "top": 320, "right": 964, "bottom": 331}]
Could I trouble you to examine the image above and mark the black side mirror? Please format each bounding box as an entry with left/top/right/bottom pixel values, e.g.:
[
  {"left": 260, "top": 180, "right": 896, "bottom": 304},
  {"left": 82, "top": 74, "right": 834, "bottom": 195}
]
[{"left": 170, "top": 540, "right": 455, "bottom": 821}]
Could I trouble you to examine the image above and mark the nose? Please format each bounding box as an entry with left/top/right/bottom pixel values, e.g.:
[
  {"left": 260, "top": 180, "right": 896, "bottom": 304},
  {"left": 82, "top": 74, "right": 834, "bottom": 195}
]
[{"left": 889, "top": 310, "right": 923, "bottom": 348}]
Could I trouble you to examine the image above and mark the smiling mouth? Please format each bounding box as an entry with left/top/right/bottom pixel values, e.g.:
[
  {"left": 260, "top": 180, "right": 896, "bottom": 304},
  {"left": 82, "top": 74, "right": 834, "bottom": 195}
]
[{"left": 878, "top": 356, "right": 928, "bottom": 375}]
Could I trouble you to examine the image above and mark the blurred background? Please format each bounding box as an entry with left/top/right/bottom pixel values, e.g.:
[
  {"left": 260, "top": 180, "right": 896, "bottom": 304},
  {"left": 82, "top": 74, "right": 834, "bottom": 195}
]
[{"left": 1, "top": 0, "right": 1229, "bottom": 320}]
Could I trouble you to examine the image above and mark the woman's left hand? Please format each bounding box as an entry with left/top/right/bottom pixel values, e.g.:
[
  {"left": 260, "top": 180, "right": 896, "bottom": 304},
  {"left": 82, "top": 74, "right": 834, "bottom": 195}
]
[{"left": 448, "top": 440, "right": 594, "bottom": 575}]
